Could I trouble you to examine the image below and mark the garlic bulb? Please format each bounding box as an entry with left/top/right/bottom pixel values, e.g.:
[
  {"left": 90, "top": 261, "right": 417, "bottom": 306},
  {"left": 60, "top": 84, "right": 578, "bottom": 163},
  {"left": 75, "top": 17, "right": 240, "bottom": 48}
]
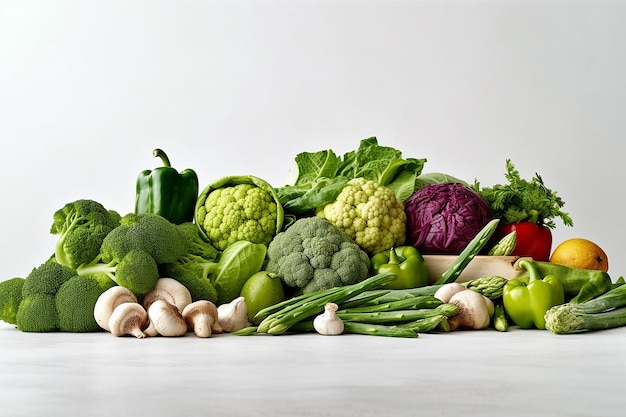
[
  {"left": 313, "top": 303, "right": 344, "bottom": 336},
  {"left": 217, "top": 297, "right": 248, "bottom": 333}
]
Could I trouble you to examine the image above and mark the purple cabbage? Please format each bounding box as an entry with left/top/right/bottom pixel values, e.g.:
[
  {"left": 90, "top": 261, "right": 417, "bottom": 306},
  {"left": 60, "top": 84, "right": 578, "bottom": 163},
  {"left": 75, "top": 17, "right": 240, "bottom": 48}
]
[{"left": 404, "top": 183, "right": 492, "bottom": 254}]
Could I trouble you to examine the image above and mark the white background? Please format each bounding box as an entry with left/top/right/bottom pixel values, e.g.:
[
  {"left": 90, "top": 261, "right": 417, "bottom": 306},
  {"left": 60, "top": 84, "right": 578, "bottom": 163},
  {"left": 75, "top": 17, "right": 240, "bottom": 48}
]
[{"left": 1, "top": 0, "right": 624, "bottom": 282}]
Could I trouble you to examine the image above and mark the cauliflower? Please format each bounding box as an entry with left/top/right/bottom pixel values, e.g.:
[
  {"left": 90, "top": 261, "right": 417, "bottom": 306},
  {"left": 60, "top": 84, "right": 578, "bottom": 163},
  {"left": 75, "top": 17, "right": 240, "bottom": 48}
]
[
  {"left": 266, "top": 217, "right": 371, "bottom": 294},
  {"left": 316, "top": 177, "right": 406, "bottom": 255},
  {"left": 195, "top": 175, "right": 284, "bottom": 251}
]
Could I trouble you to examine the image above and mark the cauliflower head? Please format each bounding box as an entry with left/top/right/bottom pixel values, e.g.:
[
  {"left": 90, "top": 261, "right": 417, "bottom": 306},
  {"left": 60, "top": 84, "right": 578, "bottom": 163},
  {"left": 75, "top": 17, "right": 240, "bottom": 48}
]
[
  {"left": 266, "top": 216, "right": 371, "bottom": 294},
  {"left": 195, "top": 175, "right": 284, "bottom": 251},
  {"left": 316, "top": 177, "right": 406, "bottom": 255}
]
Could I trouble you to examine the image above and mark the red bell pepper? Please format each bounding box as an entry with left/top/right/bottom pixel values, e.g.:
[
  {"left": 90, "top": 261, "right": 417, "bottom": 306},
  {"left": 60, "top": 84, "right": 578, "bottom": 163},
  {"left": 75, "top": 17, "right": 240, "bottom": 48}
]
[{"left": 497, "top": 221, "right": 552, "bottom": 261}]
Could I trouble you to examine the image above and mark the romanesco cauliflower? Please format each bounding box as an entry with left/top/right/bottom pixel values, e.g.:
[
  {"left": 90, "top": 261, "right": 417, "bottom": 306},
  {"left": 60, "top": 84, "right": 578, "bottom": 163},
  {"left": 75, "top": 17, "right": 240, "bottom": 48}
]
[
  {"left": 316, "top": 177, "right": 406, "bottom": 255},
  {"left": 195, "top": 175, "right": 284, "bottom": 250}
]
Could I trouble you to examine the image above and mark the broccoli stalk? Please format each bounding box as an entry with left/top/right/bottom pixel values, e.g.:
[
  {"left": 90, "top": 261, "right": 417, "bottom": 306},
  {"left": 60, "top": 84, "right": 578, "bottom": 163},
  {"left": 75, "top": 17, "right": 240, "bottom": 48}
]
[{"left": 545, "top": 283, "right": 626, "bottom": 334}]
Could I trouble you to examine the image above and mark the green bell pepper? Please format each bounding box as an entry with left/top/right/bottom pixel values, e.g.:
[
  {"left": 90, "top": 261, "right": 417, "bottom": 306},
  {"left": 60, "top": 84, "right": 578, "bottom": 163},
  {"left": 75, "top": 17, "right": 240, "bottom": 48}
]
[
  {"left": 503, "top": 258, "right": 564, "bottom": 329},
  {"left": 371, "top": 246, "right": 428, "bottom": 289},
  {"left": 135, "top": 148, "right": 199, "bottom": 225}
]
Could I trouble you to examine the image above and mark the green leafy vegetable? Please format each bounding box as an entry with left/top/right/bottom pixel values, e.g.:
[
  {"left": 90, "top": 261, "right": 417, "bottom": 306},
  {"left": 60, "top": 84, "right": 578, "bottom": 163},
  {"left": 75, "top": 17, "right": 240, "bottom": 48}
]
[
  {"left": 211, "top": 240, "right": 267, "bottom": 305},
  {"left": 276, "top": 137, "right": 426, "bottom": 214},
  {"left": 472, "top": 159, "right": 573, "bottom": 228}
]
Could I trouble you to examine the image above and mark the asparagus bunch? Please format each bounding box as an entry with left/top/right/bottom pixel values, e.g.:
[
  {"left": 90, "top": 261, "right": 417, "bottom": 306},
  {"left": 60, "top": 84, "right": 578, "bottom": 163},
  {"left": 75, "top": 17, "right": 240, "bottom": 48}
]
[{"left": 235, "top": 273, "right": 458, "bottom": 338}]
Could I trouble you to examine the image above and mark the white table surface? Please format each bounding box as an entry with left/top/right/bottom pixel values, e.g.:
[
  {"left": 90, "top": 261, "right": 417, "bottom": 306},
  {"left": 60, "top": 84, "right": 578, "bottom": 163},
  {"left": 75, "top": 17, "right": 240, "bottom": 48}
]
[{"left": 1, "top": 322, "right": 624, "bottom": 417}]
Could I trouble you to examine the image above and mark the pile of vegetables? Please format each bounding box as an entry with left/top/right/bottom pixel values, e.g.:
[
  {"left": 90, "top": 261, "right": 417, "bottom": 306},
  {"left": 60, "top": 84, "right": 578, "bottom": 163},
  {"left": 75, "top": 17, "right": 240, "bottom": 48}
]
[{"left": 0, "top": 138, "right": 624, "bottom": 339}]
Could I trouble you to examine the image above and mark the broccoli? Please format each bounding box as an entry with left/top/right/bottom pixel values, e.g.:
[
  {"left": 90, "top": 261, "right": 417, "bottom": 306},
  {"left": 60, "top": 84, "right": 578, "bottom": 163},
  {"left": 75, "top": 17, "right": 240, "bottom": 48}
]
[
  {"left": 14, "top": 261, "right": 79, "bottom": 332},
  {"left": 157, "top": 222, "right": 219, "bottom": 303},
  {"left": 50, "top": 199, "right": 121, "bottom": 269},
  {"left": 316, "top": 177, "right": 407, "bottom": 255},
  {"left": 265, "top": 216, "right": 371, "bottom": 294},
  {"left": 76, "top": 213, "right": 189, "bottom": 296},
  {"left": 77, "top": 249, "right": 160, "bottom": 297},
  {"left": 16, "top": 293, "right": 59, "bottom": 332},
  {"left": 100, "top": 213, "right": 189, "bottom": 265},
  {"left": 0, "top": 277, "right": 25, "bottom": 325},
  {"left": 55, "top": 274, "right": 116, "bottom": 332},
  {"left": 6, "top": 257, "right": 115, "bottom": 332},
  {"left": 21, "top": 261, "right": 79, "bottom": 297}
]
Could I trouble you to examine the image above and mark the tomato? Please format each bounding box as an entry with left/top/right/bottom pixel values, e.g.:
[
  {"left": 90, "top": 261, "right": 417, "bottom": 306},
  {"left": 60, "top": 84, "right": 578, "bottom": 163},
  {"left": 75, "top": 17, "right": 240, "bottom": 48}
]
[{"left": 497, "top": 222, "right": 553, "bottom": 261}]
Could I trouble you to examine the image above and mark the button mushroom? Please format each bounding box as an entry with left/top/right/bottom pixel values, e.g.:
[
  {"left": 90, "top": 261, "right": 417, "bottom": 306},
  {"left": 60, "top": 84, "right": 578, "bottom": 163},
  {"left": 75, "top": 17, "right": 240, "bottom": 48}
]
[
  {"left": 182, "top": 300, "right": 220, "bottom": 338},
  {"left": 108, "top": 302, "right": 148, "bottom": 338},
  {"left": 94, "top": 286, "right": 138, "bottom": 332},
  {"left": 145, "top": 300, "right": 188, "bottom": 337},
  {"left": 142, "top": 277, "right": 192, "bottom": 313}
]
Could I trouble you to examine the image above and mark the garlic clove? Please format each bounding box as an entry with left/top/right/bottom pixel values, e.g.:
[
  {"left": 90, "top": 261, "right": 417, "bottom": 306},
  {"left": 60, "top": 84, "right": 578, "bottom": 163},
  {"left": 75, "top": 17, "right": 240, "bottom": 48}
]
[
  {"left": 313, "top": 302, "right": 344, "bottom": 336},
  {"left": 182, "top": 300, "right": 219, "bottom": 338},
  {"left": 147, "top": 300, "right": 188, "bottom": 337},
  {"left": 142, "top": 277, "right": 192, "bottom": 313},
  {"left": 217, "top": 296, "right": 248, "bottom": 333},
  {"left": 108, "top": 302, "right": 148, "bottom": 338},
  {"left": 94, "top": 286, "right": 139, "bottom": 332}
]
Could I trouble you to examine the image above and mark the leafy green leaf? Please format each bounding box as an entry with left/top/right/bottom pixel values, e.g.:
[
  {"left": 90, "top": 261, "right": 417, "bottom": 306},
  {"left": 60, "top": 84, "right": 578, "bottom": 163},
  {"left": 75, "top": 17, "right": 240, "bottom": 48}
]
[
  {"left": 276, "top": 137, "right": 427, "bottom": 214},
  {"left": 471, "top": 159, "right": 573, "bottom": 229}
]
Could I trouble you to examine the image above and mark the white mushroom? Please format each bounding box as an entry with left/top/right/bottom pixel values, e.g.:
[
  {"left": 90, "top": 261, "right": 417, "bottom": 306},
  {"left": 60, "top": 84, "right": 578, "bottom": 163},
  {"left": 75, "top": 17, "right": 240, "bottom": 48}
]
[
  {"left": 434, "top": 282, "right": 466, "bottom": 303},
  {"left": 108, "top": 302, "right": 148, "bottom": 338},
  {"left": 182, "top": 300, "right": 220, "bottom": 338},
  {"left": 94, "top": 286, "right": 138, "bottom": 332},
  {"left": 217, "top": 297, "right": 249, "bottom": 333},
  {"left": 145, "top": 300, "right": 188, "bottom": 337},
  {"left": 142, "top": 278, "right": 192, "bottom": 313},
  {"left": 447, "top": 289, "right": 494, "bottom": 331}
]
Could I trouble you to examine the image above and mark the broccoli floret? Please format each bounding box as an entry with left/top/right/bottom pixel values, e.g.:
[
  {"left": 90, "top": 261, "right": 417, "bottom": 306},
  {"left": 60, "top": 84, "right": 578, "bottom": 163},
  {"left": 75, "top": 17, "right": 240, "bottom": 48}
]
[
  {"left": 0, "top": 278, "right": 25, "bottom": 325},
  {"left": 55, "top": 275, "right": 116, "bottom": 332},
  {"left": 16, "top": 293, "right": 59, "bottom": 332},
  {"left": 50, "top": 199, "right": 121, "bottom": 269},
  {"left": 100, "top": 213, "right": 189, "bottom": 265},
  {"left": 77, "top": 249, "right": 160, "bottom": 297},
  {"left": 13, "top": 262, "right": 80, "bottom": 332},
  {"left": 21, "top": 262, "right": 78, "bottom": 297},
  {"left": 266, "top": 217, "right": 371, "bottom": 294}
]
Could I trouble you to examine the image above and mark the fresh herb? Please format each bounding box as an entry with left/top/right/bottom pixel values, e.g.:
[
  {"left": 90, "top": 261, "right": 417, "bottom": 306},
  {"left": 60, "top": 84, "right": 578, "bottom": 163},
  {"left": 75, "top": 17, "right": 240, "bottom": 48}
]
[{"left": 472, "top": 159, "right": 573, "bottom": 228}]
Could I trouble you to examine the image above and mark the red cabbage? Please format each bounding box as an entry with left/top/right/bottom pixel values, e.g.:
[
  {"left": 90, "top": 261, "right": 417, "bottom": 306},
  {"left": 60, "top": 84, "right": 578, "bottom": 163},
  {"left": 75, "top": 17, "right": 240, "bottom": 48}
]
[{"left": 404, "top": 183, "right": 492, "bottom": 254}]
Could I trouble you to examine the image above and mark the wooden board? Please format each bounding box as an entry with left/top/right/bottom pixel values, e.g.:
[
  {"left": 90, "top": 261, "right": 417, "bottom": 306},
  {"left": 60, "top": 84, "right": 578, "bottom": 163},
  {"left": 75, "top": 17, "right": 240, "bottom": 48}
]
[{"left": 423, "top": 255, "right": 527, "bottom": 283}]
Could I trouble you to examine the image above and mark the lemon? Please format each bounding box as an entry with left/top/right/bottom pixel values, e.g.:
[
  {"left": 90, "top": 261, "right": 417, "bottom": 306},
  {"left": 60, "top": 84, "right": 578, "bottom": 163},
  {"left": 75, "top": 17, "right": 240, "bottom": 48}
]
[
  {"left": 240, "top": 271, "right": 286, "bottom": 324},
  {"left": 550, "top": 238, "right": 609, "bottom": 272}
]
